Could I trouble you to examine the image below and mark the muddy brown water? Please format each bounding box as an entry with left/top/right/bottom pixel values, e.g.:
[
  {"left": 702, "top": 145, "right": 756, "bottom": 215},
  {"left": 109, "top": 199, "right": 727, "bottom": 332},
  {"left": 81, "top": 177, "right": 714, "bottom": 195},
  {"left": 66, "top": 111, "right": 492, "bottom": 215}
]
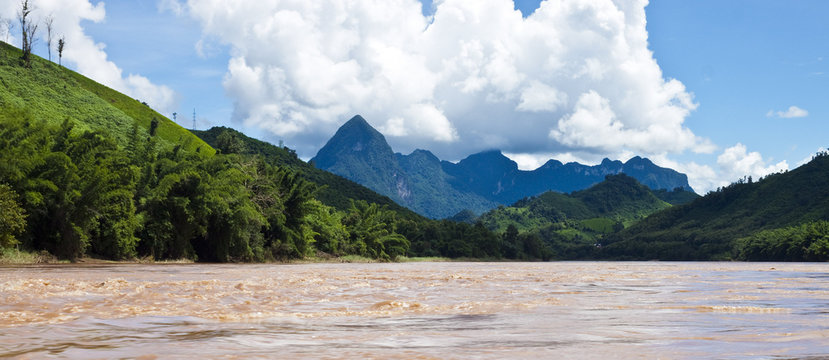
[{"left": 1, "top": 262, "right": 827, "bottom": 359}]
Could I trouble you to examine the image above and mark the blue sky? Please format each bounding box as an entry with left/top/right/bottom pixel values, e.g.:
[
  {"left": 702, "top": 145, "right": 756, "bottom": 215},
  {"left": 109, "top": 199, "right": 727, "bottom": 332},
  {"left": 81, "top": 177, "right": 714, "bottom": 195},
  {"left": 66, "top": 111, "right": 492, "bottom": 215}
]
[
  {"left": 9, "top": 0, "right": 828, "bottom": 193},
  {"left": 647, "top": 0, "right": 828, "bottom": 164}
]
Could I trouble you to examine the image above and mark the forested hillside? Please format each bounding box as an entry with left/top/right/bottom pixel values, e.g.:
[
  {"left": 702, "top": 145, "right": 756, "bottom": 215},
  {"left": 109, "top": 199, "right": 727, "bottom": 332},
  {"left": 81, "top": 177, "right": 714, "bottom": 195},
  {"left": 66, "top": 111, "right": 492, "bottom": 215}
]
[
  {"left": 193, "top": 126, "right": 416, "bottom": 215},
  {"left": 477, "top": 174, "right": 677, "bottom": 259},
  {"left": 603, "top": 152, "right": 829, "bottom": 261}
]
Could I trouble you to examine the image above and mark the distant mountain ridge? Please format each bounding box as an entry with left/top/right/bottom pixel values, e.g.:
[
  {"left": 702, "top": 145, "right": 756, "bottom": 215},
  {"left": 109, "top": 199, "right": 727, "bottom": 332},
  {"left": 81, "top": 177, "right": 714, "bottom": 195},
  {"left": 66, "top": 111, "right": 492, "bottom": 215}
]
[{"left": 312, "top": 115, "right": 694, "bottom": 218}]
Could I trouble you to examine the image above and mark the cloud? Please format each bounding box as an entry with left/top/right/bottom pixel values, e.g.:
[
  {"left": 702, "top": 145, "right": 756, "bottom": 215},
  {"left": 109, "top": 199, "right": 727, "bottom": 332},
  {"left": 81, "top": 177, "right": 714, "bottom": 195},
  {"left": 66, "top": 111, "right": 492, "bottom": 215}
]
[
  {"left": 517, "top": 81, "right": 567, "bottom": 112},
  {"left": 767, "top": 105, "right": 809, "bottom": 119},
  {"left": 158, "top": 0, "right": 185, "bottom": 16},
  {"left": 716, "top": 143, "right": 788, "bottom": 184},
  {"left": 167, "top": 0, "right": 711, "bottom": 159},
  {"left": 0, "top": 0, "right": 178, "bottom": 115},
  {"left": 646, "top": 146, "right": 788, "bottom": 194}
]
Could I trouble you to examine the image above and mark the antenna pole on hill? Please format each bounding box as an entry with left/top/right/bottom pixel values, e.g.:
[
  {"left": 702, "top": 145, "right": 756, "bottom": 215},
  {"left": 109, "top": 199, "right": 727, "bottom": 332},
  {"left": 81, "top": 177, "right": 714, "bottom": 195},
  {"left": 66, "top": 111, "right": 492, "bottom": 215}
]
[{"left": 192, "top": 108, "right": 196, "bottom": 131}]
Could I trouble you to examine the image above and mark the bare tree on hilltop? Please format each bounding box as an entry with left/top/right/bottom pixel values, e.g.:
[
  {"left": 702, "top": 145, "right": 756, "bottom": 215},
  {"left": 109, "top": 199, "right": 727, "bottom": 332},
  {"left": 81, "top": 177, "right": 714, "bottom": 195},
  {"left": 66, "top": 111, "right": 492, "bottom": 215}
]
[
  {"left": 44, "top": 14, "right": 53, "bottom": 62},
  {"left": 18, "top": 0, "right": 38, "bottom": 67}
]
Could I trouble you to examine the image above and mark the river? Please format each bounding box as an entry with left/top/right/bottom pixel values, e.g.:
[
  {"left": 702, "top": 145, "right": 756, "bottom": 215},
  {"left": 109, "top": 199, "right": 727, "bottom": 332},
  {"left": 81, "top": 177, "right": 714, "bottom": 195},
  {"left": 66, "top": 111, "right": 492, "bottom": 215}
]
[{"left": 1, "top": 262, "right": 827, "bottom": 359}]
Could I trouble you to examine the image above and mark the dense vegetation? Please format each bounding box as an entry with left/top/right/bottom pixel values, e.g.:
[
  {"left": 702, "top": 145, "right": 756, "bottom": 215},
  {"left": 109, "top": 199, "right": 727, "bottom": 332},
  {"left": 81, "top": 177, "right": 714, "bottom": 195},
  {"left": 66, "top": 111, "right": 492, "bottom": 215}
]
[
  {"left": 0, "top": 110, "right": 413, "bottom": 261},
  {"left": 476, "top": 174, "right": 675, "bottom": 259},
  {"left": 602, "top": 152, "right": 829, "bottom": 261},
  {"left": 736, "top": 221, "right": 829, "bottom": 261},
  {"left": 192, "top": 126, "right": 416, "bottom": 215}
]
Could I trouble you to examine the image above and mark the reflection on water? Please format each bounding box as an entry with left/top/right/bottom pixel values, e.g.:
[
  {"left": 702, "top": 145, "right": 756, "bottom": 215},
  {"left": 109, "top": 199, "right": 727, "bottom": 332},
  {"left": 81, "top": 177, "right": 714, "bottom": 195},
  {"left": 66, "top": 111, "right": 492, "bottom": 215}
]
[{"left": 1, "top": 262, "right": 828, "bottom": 359}]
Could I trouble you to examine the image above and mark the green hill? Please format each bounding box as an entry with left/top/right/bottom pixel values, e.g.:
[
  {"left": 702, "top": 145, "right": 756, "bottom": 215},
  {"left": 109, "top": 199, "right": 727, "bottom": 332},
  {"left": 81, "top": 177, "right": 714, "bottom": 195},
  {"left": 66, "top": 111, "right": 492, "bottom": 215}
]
[
  {"left": 477, "top": 174, "right": 673, "bottom": 258},
  {"left": 480, "top": 174, "right": 671, "bottom": 232},
  {"left": 603, "top": 152, "right": 829, "bottom": 260},
  {"left": 192, "top": 126, "right": 420, "bottom": 218},
  {"left": 0, "top": 42, "right": 213, "bottom": 156}
]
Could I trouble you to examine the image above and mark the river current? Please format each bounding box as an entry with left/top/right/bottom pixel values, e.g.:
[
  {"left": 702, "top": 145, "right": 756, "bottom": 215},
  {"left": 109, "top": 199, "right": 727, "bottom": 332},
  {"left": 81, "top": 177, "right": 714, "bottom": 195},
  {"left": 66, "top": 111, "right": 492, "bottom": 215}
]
[{"left": 1, "top": 262, "right": 827, "bottom": 359}]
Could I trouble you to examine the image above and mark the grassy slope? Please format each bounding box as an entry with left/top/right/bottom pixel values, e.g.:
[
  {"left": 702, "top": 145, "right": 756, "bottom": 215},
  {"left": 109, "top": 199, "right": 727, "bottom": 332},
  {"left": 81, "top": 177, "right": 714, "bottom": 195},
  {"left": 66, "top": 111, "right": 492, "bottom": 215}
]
[
  {"left": 0, "top": 42, "right": 213, "bottom": 155},
  {"left": 193, "top": 127, "right": 423, "bottom": 219},
  {"left": 604, "top": 153, "right": 829, "bottom": 260}
]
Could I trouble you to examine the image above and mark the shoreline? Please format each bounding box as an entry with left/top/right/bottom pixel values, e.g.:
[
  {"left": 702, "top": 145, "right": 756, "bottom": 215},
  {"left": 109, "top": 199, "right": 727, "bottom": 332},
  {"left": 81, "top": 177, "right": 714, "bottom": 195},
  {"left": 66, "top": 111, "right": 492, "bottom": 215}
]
[{"left": 0, "top": 249, "right": 458, "bottom": 266}]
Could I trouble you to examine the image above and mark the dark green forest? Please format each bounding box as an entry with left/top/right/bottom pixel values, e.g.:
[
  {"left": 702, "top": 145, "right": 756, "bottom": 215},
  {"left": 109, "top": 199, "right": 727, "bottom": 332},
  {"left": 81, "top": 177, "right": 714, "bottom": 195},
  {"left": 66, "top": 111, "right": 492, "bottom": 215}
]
[
  {"left": 0, "top": 108, "right": 528, "bottom": 261},
  {"left": 475, "top": 174, "right": 678, "bottom": 259},
  {"left": 602, "top": 152, "right": 829, "bottom": 261}
]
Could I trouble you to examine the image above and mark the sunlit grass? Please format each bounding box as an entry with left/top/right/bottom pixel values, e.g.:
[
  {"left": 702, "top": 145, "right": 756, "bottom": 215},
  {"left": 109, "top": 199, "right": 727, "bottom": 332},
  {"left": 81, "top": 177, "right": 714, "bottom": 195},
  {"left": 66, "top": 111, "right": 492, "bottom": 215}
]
[
  {"left": 0, "top": 248, "right": 60, "bottom": 264},
  {"left": 0, "top": 41, "right": 214, "bottom": 156}
]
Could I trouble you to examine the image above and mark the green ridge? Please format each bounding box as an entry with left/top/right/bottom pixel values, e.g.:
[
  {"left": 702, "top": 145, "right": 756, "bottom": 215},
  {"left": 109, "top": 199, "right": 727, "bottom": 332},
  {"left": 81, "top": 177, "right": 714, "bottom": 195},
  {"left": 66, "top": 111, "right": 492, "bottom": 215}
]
[{"left": 604, "top": 152, "right": 829, "bottom": 260}]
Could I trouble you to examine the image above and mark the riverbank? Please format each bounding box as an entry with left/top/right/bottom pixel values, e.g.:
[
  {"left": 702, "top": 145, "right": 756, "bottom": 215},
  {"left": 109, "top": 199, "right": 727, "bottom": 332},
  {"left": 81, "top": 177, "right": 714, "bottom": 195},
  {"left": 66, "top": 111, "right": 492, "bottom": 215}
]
[
  {"left": 0, "top": 249, "right": 455, "bottom": 265},
  {"left": 0, "top": 249, "right": 61, "bottom": 264}
]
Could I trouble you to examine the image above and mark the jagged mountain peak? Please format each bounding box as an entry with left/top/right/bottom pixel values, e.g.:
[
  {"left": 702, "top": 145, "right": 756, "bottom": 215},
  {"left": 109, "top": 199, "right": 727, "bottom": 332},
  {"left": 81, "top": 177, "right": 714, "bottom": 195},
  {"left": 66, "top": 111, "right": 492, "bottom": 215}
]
[
  {"left": 333, "top": 115, "right": 386, "bottom": 146},
  {"left": 311, "top": 115, "right": 394, "bottom": 169},
  {"left": 340, "top": 115, "right": 372, "bottom": 132}
]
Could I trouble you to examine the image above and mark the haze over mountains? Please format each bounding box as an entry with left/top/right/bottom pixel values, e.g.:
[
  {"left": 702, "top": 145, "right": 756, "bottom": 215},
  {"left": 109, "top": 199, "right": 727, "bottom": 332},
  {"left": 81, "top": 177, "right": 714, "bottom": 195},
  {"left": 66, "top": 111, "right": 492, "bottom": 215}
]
[{"left": 312, "top": 115, "right": 694, "bottom": 218}]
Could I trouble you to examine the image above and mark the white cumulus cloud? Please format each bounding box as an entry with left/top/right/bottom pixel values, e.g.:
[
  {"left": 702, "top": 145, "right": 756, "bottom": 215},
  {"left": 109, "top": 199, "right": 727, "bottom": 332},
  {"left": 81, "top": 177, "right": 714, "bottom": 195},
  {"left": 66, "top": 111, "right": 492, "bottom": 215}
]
[
  {"left": 767, "top": 105, "right": 808, "bottom": 119},
  {"left": 0, "top": 0, "right": 178, "bottom": 115},
  {"left": 645, "top": 146, "right": 788, "bottom": 195},
  {"left": 716, "top": 143, "right": 788, "bottom": 185},
  {"left": 166, "top": 0, "right": 711, "bottom": 160}
]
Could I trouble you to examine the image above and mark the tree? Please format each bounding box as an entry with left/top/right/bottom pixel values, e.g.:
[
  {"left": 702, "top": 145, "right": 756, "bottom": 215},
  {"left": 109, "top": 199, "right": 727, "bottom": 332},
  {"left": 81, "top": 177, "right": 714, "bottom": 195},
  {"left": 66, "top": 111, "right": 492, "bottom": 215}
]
[
  {"left": 57, "top": 35, "right": 64, "bottom": 66},
  {"left": 342, "top": 200, "right": 410, "bottom": 260},
  {"left": 501, "top": 224, "right": 520, "bottom": 259},
  {"left": 216, "top": 130, "right": 245, "bottom": 154},
  {"left": 262, "top": 167, "right": 318, "bottom": 259},
  {"left": 0, "top": 184, "right": 27, "bottom": 249},
  {"left": 18, "top": 0, "right": 38, "bottom": 67},
  {"left": 44, "top": 14, "right": 53, "bottom": 62},
  {"left": 149, "top": 117, "right": 159, "bottom": 136}
]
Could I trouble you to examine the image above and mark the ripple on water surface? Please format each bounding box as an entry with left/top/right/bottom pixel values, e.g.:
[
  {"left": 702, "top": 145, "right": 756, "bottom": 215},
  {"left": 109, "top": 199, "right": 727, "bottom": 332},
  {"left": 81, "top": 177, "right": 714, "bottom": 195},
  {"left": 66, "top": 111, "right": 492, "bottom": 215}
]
[{"left": 1, "top": 262, "right": 828, "bottom": 359}]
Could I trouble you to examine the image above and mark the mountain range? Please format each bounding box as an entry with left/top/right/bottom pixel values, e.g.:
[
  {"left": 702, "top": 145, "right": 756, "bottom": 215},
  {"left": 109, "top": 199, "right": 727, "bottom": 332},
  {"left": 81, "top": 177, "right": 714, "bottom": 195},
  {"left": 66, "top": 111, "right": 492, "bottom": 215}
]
[{"left": 312, "top": 115, "right": 694, "bottom": 218}]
